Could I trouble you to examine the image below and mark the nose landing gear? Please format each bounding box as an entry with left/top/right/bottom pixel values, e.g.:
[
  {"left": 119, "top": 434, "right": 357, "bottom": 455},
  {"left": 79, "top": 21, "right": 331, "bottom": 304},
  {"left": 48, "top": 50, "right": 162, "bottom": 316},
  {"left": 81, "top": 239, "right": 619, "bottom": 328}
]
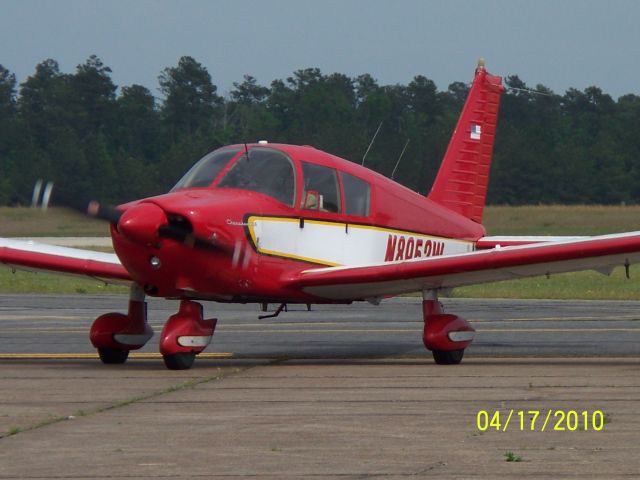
[
  {"left": 422, "top": 290, "right": 475, "bottom": 365},
  {"left": 159, "top": 300, "right": 217, "bottom": 370}
]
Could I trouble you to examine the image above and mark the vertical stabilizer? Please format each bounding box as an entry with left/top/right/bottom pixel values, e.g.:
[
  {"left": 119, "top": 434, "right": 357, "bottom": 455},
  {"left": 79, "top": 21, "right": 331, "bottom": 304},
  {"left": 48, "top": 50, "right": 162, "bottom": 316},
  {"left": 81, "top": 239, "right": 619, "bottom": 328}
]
[{"left": 428, "top": 60, "right": 504, "bottom": 223}]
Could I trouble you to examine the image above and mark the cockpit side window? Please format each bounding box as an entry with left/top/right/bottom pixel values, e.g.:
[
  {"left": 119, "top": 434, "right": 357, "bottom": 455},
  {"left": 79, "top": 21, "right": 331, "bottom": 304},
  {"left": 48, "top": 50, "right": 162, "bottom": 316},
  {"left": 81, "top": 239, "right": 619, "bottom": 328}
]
[
  {"left": 217, "top": 148, "right": 296, "bottom": 207},
  {"left": 301, "top": 162, "right": 341, "bottom": 213},
  {"left": 172, "top": 148, "right": 240, "bottom": 190},
  {"left": 341, "top": 172, "right": 370, "bottom": 216}
]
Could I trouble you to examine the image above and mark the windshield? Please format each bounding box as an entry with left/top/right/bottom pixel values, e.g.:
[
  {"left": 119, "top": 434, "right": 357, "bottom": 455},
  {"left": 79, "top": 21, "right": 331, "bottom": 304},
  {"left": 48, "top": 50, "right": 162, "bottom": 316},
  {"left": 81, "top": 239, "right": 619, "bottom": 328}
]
[
  {"left": 172, "top": 147, "right": 240, "bottom": 190},
  {"left": 217, "top": 148, "right": 296, "bottom": 206}
]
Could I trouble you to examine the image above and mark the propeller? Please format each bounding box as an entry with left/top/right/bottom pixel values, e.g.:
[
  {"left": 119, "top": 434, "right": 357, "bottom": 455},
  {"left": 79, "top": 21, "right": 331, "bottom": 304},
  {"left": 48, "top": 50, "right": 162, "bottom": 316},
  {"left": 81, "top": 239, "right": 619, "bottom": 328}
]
[
  {"left": 32, "top": 180, "right": 123, "bottom": 223},
  {"left": 31, "top": 179, "right": 232, "bottom": 254},
  {"left": 85, "top": 200, "right": 123, "bottom": 224}
]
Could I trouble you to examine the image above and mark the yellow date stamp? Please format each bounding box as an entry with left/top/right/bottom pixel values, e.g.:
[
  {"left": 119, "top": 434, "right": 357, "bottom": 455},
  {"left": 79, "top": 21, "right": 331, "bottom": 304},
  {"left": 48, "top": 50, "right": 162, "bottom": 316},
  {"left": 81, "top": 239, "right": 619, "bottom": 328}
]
[{"left": 476, "top": 409, "right": 605, "bottom": 432}]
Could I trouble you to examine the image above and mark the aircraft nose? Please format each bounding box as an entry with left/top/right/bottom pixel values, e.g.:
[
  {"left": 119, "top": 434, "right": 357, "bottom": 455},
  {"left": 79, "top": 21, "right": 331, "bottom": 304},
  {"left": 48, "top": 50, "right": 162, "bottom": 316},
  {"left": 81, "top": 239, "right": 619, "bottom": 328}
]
[{"left": 118, "top": 202, "right": 167, "bottom": 246}]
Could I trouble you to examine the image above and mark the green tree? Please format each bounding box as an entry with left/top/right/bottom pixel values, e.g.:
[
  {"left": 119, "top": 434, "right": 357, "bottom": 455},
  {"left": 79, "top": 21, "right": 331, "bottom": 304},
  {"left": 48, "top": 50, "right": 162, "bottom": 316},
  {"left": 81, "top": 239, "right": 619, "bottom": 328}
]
[
  {"left": 14, "top": 57, "right": 119, "bottom": 204},
  {"left": 159, "top": 56, "right": 222, "bottom": 140},
  {"left": 68, "top": 55, "right": 117, "bottom": 138},
  {"left": 223, "top": 75, "right": 277, "bottom": 144},
  {"left": 63, "top": 56, "right": 118, "bottom": 202},
  {"left": 15, "top": 59, "right": 73, "bottom": 202},
  {"left": 0, "top": 65, "right": 17, "bottom": 203},
  {"left": 17, "top": 59, "right": 69, "bottom": 149},
  {"left": 115, "top": 84, "right": 161, "bottom": 162},
  {"left": 231, "top": 75, "right": 269, "bottom": 105},
  {"left": 0, "top": 64, "right": 16, "bottom": 117}
]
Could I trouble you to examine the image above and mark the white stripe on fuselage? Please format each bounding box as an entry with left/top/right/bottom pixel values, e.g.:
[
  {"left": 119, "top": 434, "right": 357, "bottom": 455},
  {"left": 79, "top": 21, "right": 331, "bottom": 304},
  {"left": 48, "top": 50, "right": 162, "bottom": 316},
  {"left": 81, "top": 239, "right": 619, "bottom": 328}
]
[{"left": 247, "top": 216, "right": 474, "bottom": 266}]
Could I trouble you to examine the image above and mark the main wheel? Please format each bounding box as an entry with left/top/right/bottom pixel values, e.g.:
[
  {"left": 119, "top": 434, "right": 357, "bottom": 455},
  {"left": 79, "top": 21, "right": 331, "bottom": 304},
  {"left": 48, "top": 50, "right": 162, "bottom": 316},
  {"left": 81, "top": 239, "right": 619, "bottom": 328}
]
[
  {"left": 163, "top": 352, "right": 196, "bottom": 370},
  {"left": 432, "top": 349, "right": 464, "bottom": 365},
  {"left": 98, "top": 347, "right": 129, "bottom": 364}
]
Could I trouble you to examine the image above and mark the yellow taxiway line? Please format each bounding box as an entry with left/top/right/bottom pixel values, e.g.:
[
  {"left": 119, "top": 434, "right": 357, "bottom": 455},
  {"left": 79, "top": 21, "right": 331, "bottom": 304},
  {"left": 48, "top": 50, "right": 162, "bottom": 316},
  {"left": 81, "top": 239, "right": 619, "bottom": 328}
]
[{"left": 0, "top": 352, "right": 233, "bottom": 360}]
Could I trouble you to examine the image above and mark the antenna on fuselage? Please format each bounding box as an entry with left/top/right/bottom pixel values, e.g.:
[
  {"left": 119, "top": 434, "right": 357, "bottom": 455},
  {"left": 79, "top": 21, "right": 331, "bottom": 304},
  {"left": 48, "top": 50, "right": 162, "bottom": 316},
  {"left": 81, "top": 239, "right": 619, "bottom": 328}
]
[
  {"left": 244, "top": 142, "right": 249, "bottom": 159},
  {"left": 391, "top": 139, "right": 410, "bottom": 180},
  {"left": 361, "top": 121, "right": 383, "bottom": 166}
]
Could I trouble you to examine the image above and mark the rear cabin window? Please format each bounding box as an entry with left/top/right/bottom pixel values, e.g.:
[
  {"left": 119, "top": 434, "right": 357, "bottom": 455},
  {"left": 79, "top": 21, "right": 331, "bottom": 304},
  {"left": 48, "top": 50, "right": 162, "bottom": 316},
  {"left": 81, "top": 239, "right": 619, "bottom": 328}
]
[
  {"left": 217, "top": 148, "right": 296, "bottom": 207},
  {"left": 341, "top": 172, "right": 371, "bottom": 216},
  {"left": 301, "top": 162, "right": 341, "bottom": 213},
  {"left": 172, "top": 147, "right": 240, "bottom": 190}
]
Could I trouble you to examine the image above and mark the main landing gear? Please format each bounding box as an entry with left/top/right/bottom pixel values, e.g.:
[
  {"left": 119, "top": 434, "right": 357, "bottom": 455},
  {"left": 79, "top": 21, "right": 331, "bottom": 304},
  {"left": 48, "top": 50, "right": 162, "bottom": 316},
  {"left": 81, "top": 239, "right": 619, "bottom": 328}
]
[
  {"left": 90, "top": 284, "right": 216, "bottom": 370},
  {"left": 422, "top": 290, "right": 475, "bottom": 365},
  {"left": 90, "top": 284, "right": 153, "bottom": 364}
]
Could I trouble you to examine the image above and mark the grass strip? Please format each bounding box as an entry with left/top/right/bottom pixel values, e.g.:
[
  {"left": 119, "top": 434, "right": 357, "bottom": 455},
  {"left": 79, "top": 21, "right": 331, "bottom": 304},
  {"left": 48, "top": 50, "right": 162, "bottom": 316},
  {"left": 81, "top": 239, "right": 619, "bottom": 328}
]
[
  {"left": 451, "top": 267, "right": 640, "bottom": 300},
  {"left": 0, "top": 268, "right": 128, "bottom": 294}
]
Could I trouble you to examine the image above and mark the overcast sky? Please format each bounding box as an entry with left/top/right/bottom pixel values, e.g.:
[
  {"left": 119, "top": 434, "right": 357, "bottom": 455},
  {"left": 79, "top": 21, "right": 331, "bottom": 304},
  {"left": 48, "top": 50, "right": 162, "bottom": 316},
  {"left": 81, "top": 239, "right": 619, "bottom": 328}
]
[{"left": 2, "top": 0, "right": 639, "bottom": 99}]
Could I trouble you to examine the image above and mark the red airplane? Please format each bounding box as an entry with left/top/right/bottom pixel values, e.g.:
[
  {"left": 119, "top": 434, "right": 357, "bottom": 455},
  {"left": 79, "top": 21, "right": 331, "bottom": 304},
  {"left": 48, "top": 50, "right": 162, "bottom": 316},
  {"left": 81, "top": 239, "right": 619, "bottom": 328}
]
[{"left": 2, "top": 60, "right": 640, "bottom": 369}]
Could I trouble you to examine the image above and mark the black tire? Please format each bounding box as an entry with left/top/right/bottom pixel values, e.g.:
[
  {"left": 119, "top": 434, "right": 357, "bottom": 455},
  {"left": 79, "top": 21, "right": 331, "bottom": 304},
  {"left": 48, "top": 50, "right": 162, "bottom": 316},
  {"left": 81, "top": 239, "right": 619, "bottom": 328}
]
[
  {"left": 432, "top": 349, "right": 464, "bottom": 365},
  {"left": 98, "top": 347, "right": 129, "bottom": 364},
  {"left": 163, "top": 352, "right": 196, "bottom": 370}
]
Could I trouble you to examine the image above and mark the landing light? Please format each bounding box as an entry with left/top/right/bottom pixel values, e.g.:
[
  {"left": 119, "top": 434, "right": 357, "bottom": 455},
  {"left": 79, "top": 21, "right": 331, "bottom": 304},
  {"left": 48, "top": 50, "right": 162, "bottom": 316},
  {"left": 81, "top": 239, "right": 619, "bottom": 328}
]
[
  {"left": 149, "top": 256, "right": 162, "bottom": 269},
  {"left": 258, "top": 140, "right": 268, "bottom": 144}
]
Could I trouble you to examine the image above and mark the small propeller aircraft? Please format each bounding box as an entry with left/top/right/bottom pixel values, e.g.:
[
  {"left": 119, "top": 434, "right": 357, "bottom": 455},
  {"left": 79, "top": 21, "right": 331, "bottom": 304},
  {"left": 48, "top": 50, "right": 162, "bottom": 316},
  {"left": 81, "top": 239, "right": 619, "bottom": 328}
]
[{"left": 3, "top": 60, "right": 640, "bottom": 369}]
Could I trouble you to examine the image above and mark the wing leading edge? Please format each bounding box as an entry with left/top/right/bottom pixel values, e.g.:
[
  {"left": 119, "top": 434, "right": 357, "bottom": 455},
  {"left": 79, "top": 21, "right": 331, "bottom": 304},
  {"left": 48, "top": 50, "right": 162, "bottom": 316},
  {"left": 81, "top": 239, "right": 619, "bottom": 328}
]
[
  {"left": 0, "top": 238, "right": 131, "bottom": 283},
  {"left": 285, "top": 232, "right": 640, "bottom": 300}
]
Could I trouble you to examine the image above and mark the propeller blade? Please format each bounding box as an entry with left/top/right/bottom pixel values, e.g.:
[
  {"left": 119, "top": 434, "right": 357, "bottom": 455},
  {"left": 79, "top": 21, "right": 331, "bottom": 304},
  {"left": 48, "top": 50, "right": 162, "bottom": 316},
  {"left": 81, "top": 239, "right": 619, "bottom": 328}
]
[
  {"left": 86, "top": 201, "right": 123, "bottom": 224},
  {"left": 31, "top": 180, "right": 123, "bottom": 224},
  {"left": 32, "top": 180, "right": 232, "bottom": 255}
]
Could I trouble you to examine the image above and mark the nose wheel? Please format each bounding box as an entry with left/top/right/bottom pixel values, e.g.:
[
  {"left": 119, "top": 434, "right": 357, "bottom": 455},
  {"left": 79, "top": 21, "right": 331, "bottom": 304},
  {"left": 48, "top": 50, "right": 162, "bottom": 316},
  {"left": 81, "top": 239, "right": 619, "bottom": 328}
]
[
  {"left": 160, "top": 300, "right": 217, "bottom": 370},
  {"left": 163, "top": 352, "right": 196, "bottom": 370}
]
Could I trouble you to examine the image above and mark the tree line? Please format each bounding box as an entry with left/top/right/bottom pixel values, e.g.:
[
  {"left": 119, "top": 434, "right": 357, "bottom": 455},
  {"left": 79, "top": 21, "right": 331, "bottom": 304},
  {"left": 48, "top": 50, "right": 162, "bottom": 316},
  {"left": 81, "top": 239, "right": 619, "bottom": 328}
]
[{"left": 1, "top": 55, "right": 640, "bottom": 206}]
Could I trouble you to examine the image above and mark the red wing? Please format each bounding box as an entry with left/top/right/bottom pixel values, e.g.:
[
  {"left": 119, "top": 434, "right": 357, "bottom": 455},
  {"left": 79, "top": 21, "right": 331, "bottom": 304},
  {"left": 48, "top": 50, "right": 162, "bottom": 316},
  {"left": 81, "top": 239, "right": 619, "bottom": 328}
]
[
  {"left": 285, "top": 232, "right": 640, "bottom": 300},
  {"left": 0, "top": 238, "right": 131, "bottom": 283}
]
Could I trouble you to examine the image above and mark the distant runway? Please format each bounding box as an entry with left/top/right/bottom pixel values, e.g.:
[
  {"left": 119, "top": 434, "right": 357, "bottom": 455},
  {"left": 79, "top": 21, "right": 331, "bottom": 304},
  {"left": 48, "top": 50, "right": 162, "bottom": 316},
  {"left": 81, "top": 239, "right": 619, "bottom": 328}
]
[{"left": 1, "top": 295, "right": 639, "bottom": 359}]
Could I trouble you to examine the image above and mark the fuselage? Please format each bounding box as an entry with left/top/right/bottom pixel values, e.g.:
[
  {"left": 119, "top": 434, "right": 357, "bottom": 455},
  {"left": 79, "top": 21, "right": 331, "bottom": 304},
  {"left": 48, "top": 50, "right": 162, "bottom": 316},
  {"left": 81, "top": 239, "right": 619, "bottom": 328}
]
[{"left": 111, "top": 143, "right": 486, "bottom": 303}]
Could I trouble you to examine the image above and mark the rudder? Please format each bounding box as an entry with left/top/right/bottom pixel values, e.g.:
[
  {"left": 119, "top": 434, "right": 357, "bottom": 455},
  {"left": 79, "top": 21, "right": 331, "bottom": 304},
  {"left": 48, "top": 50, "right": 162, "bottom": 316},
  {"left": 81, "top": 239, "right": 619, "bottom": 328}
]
[{"left": 428, "top": 60, "right": 504, "bottom": 224}]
